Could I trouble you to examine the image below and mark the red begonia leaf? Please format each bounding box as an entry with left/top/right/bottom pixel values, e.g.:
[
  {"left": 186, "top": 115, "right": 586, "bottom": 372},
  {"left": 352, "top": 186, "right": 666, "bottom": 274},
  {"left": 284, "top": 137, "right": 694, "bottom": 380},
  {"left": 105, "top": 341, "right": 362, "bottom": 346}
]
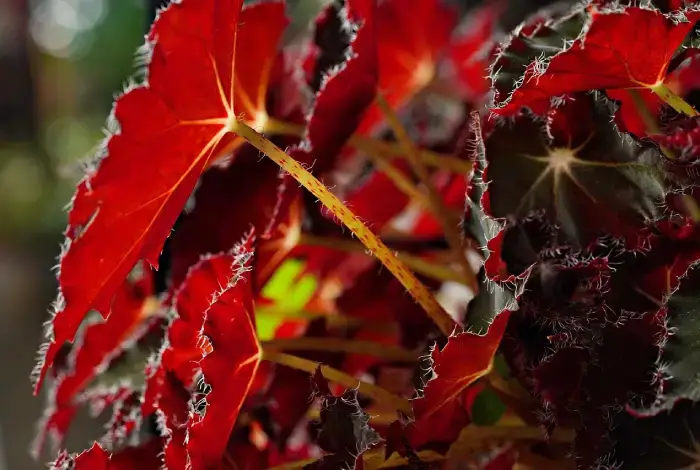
[
  {"left": 183, "top": 245, "right": 260, "bottom": 469},
  {"left": 337, "top": 264, "right": 440, "bottom": 349},
  {"left": 35, "top": 0, "right": 287, "bottom": 393},
  {"left": 356, "top": 0, "right": 457, "bottom": 133},
  {"left": 606, "top": 88, "right": 664, "bottom": 137},
  {"left": 449, "top": 2, "right": 503, "bottom": 101},
  {"left": 51, "top": 441, "right": 162, "bottom": 470},
  {"left": 292, "top": 0, "right": 377, "bottom": 176},
  {"left": 222, "top": 426, "right": 271, "bottom": 470},
  {"left": 34, "top": 263, "right": 157, "bottom": 456},
  {"left": 383, "top": 420, "right": 426, "bottom": 465},
  {"left": 141, "top": 364, "right": 190, "bottom": 469},
  {"left": 169, "top": 145, "right": 303, "bottom": 288},
  {"left": 494, "top": 7, "right": 700, "bottom": 115},
  {"left": 251, "top": 365, "right": 316, "bottom": 446},
  {"left": 412, "top": 311, "right": 511, "bottom": 422},
  {"left": 343, "top": 159, "right": 412, "bottom": 230},
  {"left": 489, "top": 6, "right": 586, "bottom": 116},
  {"left": 297, "top": 0, "right": 457, "bottom": 176},
  {"left": 100, "top": 390, "right": 142, "bottom": 447},
  {"left": 406, "top": 393, "right": 471, "bottom": 451},
  {"left": 411, "top": 173, "right": 466, "bottom": 238},
  {"left": 141, "top": 234, "right": 259, "bottom": 469},
  {"left": 669, "top": 47, "right": 700, "bottom": 93},
  {"left": 606, "top": 47, "right": 700, "bottom": 137}
]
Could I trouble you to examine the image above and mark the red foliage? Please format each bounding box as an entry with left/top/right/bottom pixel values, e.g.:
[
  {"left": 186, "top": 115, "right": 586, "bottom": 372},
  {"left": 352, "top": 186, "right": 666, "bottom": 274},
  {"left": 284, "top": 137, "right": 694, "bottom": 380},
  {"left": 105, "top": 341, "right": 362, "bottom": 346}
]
[
  {"left": 494, "top": 7, "right": 700, "bottom": 115},
  {"left": 33, "top": 0, "right": 287, "bottom": 393},
  {"left": 32, "top": 0, "right": 700, "bottom": 469},
  {"left": 34, "top": 262, "right": 157, "bottom": 456},
  {"left": 413, "top": 312, "right": 510, "bottom": 422}
]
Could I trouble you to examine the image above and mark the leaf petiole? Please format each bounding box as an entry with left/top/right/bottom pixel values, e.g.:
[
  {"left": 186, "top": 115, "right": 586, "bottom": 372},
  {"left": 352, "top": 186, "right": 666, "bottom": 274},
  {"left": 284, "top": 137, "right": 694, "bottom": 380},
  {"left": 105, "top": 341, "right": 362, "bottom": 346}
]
[
  {"left": 649, "top": 83, "right": 699, "bottom": 117},
  {"left": 376, "top": 94, "right": 478, "bottom": 292},
  {"left": 263, "top": 118, "right": 472, "bottom": 174},
  {"left": 298, "top": 233, "right": 470, "bottom": 285},
  {"left": 262, "top": 350, "right": 413, "bottom": 415},
  {"left": 262, "top": 338, "right": 416, "bottom": 362},
  {"left": 233, "top": 119, "right": 456, "bottom": 336}
]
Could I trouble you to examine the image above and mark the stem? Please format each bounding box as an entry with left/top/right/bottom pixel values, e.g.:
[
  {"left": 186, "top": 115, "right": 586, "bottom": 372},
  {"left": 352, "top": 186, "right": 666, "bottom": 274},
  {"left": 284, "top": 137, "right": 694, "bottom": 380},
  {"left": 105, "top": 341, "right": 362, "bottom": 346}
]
[
  {"left": 485, "top": 371, "right": 532, "bottom": 403},
  {"left": 454, "top": 425, "right": 575, "bottom": 444},
  {"left": 262, "top": 338, "right": 416, "bottom": 362},
  {"left": 483, "top": 371, "right": 538, "bottom": 425},
  {"left": 255, "top": 304, "right": 400, "bottom": 334},
  {"left": 650, "top": 83, "right": 699, "bottom": 117},
  {"left": 363, "top": 151, "right": 433, "bottom": 207},
  {"left": 264, "top": 118, "right": 472, "bottom": 174},
  {"left": 262, "top": 350, "right": 413, "bottom": 415},
  {"left": 299, "top": 233, "right": 470, "bottom": 285},
  {"left": 376, "top": 94, "right": 478, "bottom": 292},
  {"left": 255, "top": 303, "right": 396, "bottom": 330},
  {"left": 307, "top": 406, "right": 405, "bottom": 426},
  {"left": 352, "top": 134, "right": 472, "bottom": 173},
  {"left": 264, "top": 117, "right": 439, "bottom": 235},
  {"left": 682, "top": 196, "right": 700, "bottom": 223},
  {"left": 234, "top": 119, "right": 456, "bottom": 337}
]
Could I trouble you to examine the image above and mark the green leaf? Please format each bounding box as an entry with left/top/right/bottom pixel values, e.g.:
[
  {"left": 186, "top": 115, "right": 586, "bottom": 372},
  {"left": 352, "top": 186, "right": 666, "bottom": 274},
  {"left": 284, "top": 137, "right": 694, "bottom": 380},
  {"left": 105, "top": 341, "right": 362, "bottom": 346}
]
[
  {"left": 484, "top": 96, "right": 665, "bottom": 247},
  {"left": 470, "top": 388, "right": 507, "bottom": 425},
  {"left": 257, "top": 259, "right": 318, "bottom": 340}
]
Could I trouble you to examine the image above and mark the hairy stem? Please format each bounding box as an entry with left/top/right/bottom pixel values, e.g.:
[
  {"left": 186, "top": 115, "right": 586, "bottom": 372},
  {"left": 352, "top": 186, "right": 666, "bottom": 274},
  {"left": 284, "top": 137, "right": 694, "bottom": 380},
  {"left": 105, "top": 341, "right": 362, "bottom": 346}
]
[
  {"left": 264, "top": 118, "right": 472, "bottom": 174},
  {"left": 650, "top": 83, "right": 699, "bottom": 117},
  {"left": 265, "top": 117, "right": 437, "bottom": 217},
  {"left": 453, "top": 425, "right": 575, "bottom": 444},
  {"left": 484, "top": 371, "right": 538, "bottom": 425},
  {"left": 262, "top": 337, "right": 416, "bottom": 362},
  {"left": 233, "top": 120, "right": 455, "bottom": 336},
  {"left": 363, "top": 150, "right": 433, "bottom": 207},
  {"left": 376, "top": 94, "right": 478, "bottom": 292},
  {"left": 298, "top": 233, "right": 469, "bottom": 285},
  {"left": 262, "top": 350, "right": 413, "bottom": 415}
]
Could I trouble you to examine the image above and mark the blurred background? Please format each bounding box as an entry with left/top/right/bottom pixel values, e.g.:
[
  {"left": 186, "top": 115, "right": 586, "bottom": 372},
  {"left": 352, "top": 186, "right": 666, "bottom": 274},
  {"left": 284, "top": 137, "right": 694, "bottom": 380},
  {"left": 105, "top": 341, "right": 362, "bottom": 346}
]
[
  {"left": 0, "top": 0, "right": 562, "bottom": 468},
  {"left": 0, "top": 1, "right": 152, "bottom": 468}
]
